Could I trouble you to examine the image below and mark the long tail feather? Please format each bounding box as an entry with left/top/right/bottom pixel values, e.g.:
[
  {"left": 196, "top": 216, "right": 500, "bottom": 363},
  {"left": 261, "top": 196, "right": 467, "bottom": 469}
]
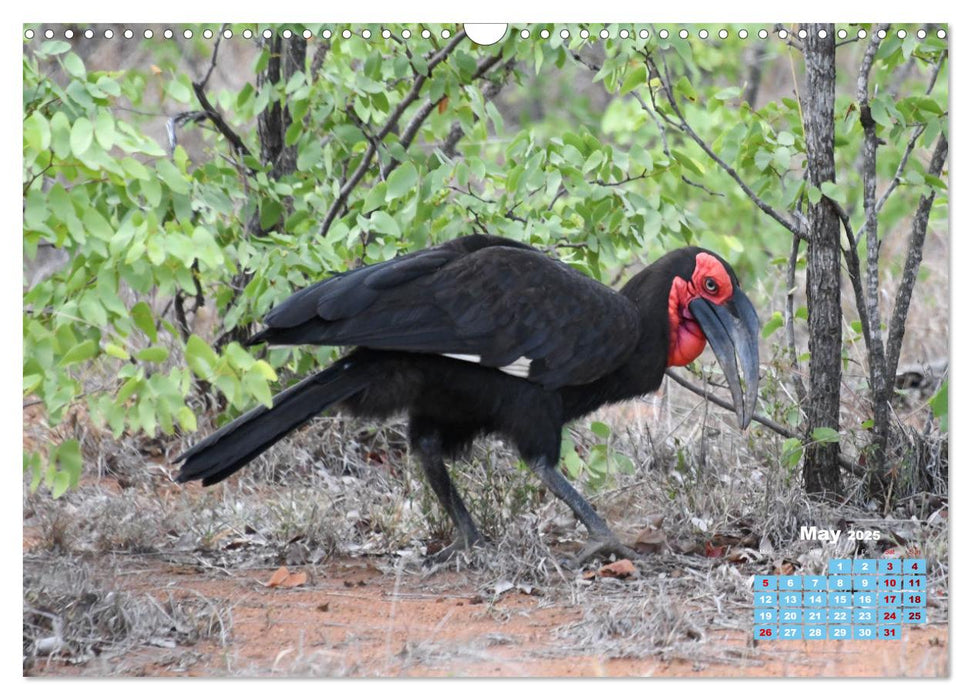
[{"left": 174, "top": 360, "right": 365, "bottom": 486}]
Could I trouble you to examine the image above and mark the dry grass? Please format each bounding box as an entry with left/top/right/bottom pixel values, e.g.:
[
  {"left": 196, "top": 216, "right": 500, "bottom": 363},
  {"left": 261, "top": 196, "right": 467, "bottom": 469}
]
[{"left": 22, "top": 360, "right": 950, "bottom": 675}]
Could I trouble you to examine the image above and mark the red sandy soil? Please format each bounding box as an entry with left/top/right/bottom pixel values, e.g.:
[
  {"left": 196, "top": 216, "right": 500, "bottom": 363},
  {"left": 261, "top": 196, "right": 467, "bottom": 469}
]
[{"left": 25, "top": 555, "right": 948, "bottom": 678}]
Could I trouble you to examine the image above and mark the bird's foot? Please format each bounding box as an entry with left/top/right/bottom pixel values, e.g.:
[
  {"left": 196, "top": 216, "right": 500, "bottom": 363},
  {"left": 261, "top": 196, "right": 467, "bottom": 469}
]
[
  {"left": 422, "top": 534, "right": 484, "bottom": 568},
  {"left": 570, "top": 537, "right": 641, "bottom": 569}
]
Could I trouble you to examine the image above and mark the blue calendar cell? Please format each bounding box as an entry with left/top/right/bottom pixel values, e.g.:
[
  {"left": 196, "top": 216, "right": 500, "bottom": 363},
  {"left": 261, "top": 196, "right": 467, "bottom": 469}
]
[
  {"left": 779, "top": 625, "right": 802, "bottom": 640},
  {"left": 804, "top": 591, "right": 827, "bottom": 607},
  {"left": 804, "top": 609, "right": 826, "bottom": 624},
  {"left": 880, "top": 608, "right": 901, "bottom": 624},
  {"left": 828, "top": 559, "right": 852, "bottom": 574},
  {"left": 902, "top": 592, "right": 925, "bottom": 607},
  {"left": 828, "top": 575, "right": 853, "bottom": 590},
  {"left": 854, "top": 608, "right": 878, "bottom": 624},
  {"left": 804, "top": 625, "right": 826, "bottom": 640},
  {"left": 880, "top": 575, "right": 902, "bottom": 590},
  {"left": 902, "top": 576, "right": 925, "bottom": 591},
  {"left": 854, "top": 591, "right": 878, "bottom": 607},
  {"left": 755, "top": 608, "right": 777, "bottom": 623},
  {"left": 779, "top": 608, "right": 802, "bottom": 623},
  {"left": 754, "top": 576, "right": 777, "bottom": 590},
  {"left": 904, "top": 559, "right": 926, "bottom": 574},
  {"left": 880, "top": 592, "right": 901, "bottom": 606},
  {"left": 778, "top": 575, "right": 801, "bottom": 590},
  {"left": 880, "top": 625, "right": 902, "bottom": 640},
  {"left": 779, "top": 591, "right": 802, "bottom": 607},
  {"left": 754, "top": 625, "right": 777, "bottom": 640},
  {"left": 879, "top": 558, "right": 902, "bottom": 574},
  {"left": 803, "top": 575, "right": 827, "bottom": 590},
  {"left": 755, "top": 592, "right": 777, "bottom": 607},
  {"left": 854, "top": 625, "right": 877, "bottom": 640},
  {"left": 856, "top": 575, "right": 877, "bottom": 590},
  {"left": 853, "top": 559, "right": 877, "bottom": 574},
  {"left": 904, "top": 609, "right": 926, "bottom": 624},
  {"left": 828, "top": 608, "right": 852, "bottom": 624},
  {"left": 828, "top": 591, "right": 853, "bottom": 607},
  {"left": 829, "top": 624, "right": 852, "bottom": 640}
]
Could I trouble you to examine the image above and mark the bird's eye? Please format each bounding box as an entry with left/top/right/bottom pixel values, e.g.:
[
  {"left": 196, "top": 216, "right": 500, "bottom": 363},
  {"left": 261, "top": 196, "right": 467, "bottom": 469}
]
[{"left": 703, "top": 277, "right": 718, "bottom": 294}]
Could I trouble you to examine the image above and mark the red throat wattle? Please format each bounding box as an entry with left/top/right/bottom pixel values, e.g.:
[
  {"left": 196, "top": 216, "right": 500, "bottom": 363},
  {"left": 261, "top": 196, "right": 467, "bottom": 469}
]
[{"left": 666, "top": 252, "right": 733, "bottom": 367}]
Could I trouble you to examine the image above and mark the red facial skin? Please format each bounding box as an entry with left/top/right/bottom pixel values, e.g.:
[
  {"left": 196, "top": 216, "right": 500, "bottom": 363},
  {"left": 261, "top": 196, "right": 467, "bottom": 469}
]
[{"left": 667, "top": 252, "right": 734, "bottom": 367}]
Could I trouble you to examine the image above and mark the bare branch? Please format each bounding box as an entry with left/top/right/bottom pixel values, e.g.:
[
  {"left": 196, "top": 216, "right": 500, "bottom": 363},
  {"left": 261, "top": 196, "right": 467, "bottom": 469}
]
[
  {"left": 638, "top": 49, "right": 807, "bottom": 241},
  {"left": 318, "top": 30, "right": 469, "bottom": 237},
  {"left": 664, "top": 369, "right": 866, "bottom": 478},
  {"left": 382, "top": 53, "right": 508, "bottom": 179},
  {"left": 191, "top": 81, "right": 254, "bottom": 163},
  {"left": 784, "top": 235, "right": 808, "bottom": 408},
  {"left": 885, "top": 132, "right": 948, "bottom": 381},
  {"left": 876, "top": 48, "right": 947, "bottom": 214}
]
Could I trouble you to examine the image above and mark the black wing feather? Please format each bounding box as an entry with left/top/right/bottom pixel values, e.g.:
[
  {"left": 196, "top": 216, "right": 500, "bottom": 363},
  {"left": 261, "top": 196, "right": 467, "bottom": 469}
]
[{"left": 248, "top": 235, "right": 641, "bottom": 389}]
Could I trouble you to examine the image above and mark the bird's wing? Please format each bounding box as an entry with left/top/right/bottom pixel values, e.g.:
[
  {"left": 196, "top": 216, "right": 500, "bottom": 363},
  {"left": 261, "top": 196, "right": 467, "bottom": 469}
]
[{"left": 249, "top": 236, "right": 641, "bottom": 389}]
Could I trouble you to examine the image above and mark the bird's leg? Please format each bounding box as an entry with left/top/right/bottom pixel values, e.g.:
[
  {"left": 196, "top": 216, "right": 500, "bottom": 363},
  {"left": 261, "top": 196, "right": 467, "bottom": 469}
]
[
  {"left": 529, "top": 457, "right": 640, "bottom": 567},
  {"left": 413, "top": 431, "right": 483, "bottom": 565}
]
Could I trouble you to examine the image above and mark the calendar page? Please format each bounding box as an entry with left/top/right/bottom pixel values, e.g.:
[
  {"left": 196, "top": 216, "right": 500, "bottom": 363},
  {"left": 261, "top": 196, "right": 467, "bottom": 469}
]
[{"left": 22, "top": 19, "right": 948, "bottom": 679}]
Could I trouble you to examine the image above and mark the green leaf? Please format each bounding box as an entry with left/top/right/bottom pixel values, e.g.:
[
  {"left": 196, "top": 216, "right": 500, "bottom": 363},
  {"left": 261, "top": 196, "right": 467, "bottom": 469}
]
[
  {"left": 185, "top": 335, "right": 218, "bottom": 380},
  {"left": 104, "top": 343, "right": 130, "bottom": 361},
  {"left": 60, "top": 339, "right": 99, "bottom": 366},
  {"left": 24, "top": 111, "right": 51, "bottom": 153},
  {"left": 131, "top": 301, "right": 158, "bottom": 343},
  {"left": 589, "top": 421, "right": 611, "bottom": 440},
  {"left": 62, "top": 52, "right": 85, "bottom": 79},
  {"left": 83, "top": 208, "right": 114, "bottom": 241},
  {"left": 135, "top": 347, "right": 170, "bottom": 363},
  {"left": 620, "top": 64, "right": 647, "bottom": 95},
  {"left": 24, "top": 374, "right": 43, "bottom": 395},
  {"left": 811, "top": 427, "right": 841, "bottom": 444},
  {"left": 157, "top": 159, "right": 190, "bottom": 195},
  {"left": 243, "top": 371, "right": 273, "bottom": 408},
  {"left": 51, "top": 440, "right": 82, "bottom": 497},
  {"left": 929, "top": 380, "right": 948, "bottom": 432},
  {"left": 367, "top": 210, "right": 401, "bottom": 237},
  {"left": 761, "top": 311, "right": 784, "bottom": 338},
  {"left": 386, "top": 162, "right": 418, "bottom": 201},
  {"left": 781, "top": 437, "right": 803, "bottom": 469},
  {"left": 177, "top": 406, "right": 198, "bottom": 433},
  {"left": 70, "top": 117, "right": 94, "bottom": 157},
  {"left": 820, "top": 181, "right": 844, "bottom": 203},
  {"left": 94, "top": 110, "right": 116, "bottom": 151}
]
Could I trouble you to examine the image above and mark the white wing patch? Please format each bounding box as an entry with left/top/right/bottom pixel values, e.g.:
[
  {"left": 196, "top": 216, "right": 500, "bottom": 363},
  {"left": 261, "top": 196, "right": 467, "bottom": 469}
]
[
  {"left": 442, "top": 353, "right": 482, "bottom": 364},
  {"left": 442, "top": 353, "right": 532, "bottom": 379},
  {"left": 499, "top": 356, "right": 532, "bottom": 378}
]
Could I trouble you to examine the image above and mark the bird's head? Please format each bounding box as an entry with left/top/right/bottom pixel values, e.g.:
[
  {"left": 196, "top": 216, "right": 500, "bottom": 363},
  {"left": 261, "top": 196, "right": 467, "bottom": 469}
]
[{"left": 663, "top": 248, "right": 760, "bottom": 429}]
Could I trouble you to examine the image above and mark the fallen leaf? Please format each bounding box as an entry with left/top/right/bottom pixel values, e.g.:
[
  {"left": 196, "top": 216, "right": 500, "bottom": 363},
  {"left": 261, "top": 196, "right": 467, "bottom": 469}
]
[
  {"left": 634, "top": 514, "right": 667, "bottom": 554},
  {"left": 265, "top": 566, "right": 308, "bottom": 588},
  {"left": 598, "top": 559, "right": 637, "bottom": 579},
  {"left": 773, "top": 560, "right": 796, "bottom": 576},
  {"left": 316, "top": 602, "right": 330, "bottom": 612},
  {"left": 266, "top": 566, "right": 291, "bottom": 587},
  {"left": 704, "top": 541, "right": 726, "bottom": 558}
]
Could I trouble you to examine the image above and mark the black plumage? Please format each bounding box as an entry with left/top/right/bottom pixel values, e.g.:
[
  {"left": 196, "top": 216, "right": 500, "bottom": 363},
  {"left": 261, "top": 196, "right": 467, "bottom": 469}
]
[{"left": 176, "top": 234, "right": 760, "bottom": 564}]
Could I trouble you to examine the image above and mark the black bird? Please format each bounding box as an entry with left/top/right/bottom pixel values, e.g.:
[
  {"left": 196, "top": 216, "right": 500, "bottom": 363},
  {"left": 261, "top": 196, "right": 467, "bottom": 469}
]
[{"left": 175, "top": 234, "right": 760, "bottom": 564}]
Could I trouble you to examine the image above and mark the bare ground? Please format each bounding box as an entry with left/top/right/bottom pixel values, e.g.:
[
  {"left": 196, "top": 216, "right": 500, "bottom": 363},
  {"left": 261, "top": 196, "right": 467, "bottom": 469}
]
[
  {"left": 23, "top": 549, "right": 947, "bottom": 678},
  {"left": 23, "top": 373, "right": 949, "bottom": 679}
]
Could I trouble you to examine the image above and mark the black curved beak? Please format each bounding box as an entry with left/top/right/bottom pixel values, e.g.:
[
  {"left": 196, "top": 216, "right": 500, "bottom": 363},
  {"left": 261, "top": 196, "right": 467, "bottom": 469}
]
[{"left": 688, "top": 291, "right": 760, "bottom": 429}]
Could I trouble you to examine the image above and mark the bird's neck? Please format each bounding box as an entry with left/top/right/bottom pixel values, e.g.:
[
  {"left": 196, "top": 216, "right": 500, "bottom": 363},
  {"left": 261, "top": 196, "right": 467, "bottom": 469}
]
[{"left": 560, "top": 265, "right": 674, "bottom": 421}]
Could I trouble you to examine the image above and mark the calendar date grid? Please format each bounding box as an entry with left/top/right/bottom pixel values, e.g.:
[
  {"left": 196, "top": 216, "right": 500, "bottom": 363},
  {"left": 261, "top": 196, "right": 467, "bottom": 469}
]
[{"left": 753, "top": 558, "right": 926, "bottom": 641}]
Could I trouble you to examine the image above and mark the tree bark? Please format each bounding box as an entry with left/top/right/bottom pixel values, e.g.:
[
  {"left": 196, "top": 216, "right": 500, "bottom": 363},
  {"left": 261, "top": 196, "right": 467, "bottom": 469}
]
[{"left": 801, "top": 24, "right": 843, "bottom": 495}]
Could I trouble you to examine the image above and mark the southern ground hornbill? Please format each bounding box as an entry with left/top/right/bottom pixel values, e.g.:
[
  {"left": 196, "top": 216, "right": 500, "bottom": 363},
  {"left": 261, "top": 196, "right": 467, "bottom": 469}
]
[{"left": 175, "top": 234, "right": 760, "bottom": 565}]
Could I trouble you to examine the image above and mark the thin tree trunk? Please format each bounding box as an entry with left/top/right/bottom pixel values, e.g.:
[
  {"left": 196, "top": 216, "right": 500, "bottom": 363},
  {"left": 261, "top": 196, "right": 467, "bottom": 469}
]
[{"left": 801, "top": 24, "right": 843, "bottom": 496}]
